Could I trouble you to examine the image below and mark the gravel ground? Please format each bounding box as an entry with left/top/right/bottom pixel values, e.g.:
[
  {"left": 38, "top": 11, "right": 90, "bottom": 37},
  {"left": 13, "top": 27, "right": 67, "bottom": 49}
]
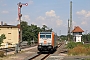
[
  {"left": 1, "top": 43, "right": 90, "bottom": 60},
  {"left": 62, "top": 56, "right": 90, "bottom": 60},
  {"left": 0, "top": 46, "right": 38, "bottom": 60}
]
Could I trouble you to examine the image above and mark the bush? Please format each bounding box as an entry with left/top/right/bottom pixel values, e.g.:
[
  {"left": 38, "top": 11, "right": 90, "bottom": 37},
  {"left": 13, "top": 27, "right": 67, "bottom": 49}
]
[
  {"left": 68, "top": 45, "right": 86, "bottom": 55},
  {"left": 76, "top": 42, "right": 83, "bottom": 45},
  {"left": 84, "top": 44, "right": 90, "bottom": 48},
  {"left": 0, "top": 50, "right": 5, "bottom": 57},
  {"left": 66, "top": 41, "right": 83, "bottom": 49},
  {"left": 68, "top": 44, "right": 90, "bottom": 55},
  {"left": 66, "top": 41, "right": 77, "bottom": 49}
]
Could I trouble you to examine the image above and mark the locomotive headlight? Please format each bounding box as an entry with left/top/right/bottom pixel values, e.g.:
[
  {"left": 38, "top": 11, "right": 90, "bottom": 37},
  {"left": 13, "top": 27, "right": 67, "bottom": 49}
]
[
  {"left": 48, "top": 45, "right": 52, "bottom": 48},
  {"left": 38, "top": 45, "right": 41, "bottom": 48},
  {"left": 39, "top": 43, "right": 42, "bottom": 45},
  {"left": 39, "top": 43, "right": 41, "bottom": 45}
]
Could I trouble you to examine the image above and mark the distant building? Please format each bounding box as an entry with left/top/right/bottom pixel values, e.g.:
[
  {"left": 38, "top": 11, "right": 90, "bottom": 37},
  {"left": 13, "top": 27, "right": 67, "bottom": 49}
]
[
  {"left": 72, "top": 26, "right": 84, "bottom": 42},
  {"left": 0, "top": 24, "right": 19, "bottom": 48}
]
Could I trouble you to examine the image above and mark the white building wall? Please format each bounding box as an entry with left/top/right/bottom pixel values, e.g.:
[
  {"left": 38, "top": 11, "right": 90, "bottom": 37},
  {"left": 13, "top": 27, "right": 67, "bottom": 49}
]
[{"left": 76, "top": 35, "right": 82, "bottom": 42}]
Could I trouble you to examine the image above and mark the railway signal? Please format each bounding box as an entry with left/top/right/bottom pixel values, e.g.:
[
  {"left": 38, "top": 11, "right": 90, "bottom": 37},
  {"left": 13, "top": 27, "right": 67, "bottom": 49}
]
[
  {"left": 17, "top": 2, "right": 28, "bottom": 52},
  {"left": 17, "top": 2, "right": 28, "bottom": 20}
]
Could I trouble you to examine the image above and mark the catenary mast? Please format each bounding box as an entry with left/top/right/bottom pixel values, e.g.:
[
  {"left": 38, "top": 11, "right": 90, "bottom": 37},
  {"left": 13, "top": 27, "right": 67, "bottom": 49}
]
[{"left": 70, "top": 1, "right": 72, "bottom": 35}]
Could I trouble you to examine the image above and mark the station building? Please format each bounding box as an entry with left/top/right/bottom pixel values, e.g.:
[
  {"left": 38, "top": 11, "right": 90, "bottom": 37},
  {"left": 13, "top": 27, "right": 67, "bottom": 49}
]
[
  {"left": 72, "top": 26, "right": 84, "bottom": 42},
  {"left": 0, "top": 23, "right": 20, "bottom": 48}
]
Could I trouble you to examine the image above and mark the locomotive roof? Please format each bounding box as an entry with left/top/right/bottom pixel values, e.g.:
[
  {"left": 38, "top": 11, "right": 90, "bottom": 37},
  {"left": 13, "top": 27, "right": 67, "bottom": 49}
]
[{"left": 39, "top": 32, "right": 57, "bottom": 35}]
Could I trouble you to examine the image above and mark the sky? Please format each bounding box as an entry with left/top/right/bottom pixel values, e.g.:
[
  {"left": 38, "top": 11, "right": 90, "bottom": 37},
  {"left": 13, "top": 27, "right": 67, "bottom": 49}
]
[{"left": 0, "top": 0, "right": 90, "bottom": 35}]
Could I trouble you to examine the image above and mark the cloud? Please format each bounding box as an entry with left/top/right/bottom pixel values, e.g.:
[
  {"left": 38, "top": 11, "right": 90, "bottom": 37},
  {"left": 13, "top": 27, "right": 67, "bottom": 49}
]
[
  {"left": 36, "top": 10, "right": 63, "bottom": 28},
  {"left": 37, "top": 16, "right": 45, "bottom": 20},
  {"left": 76, "top": 10, "right": 86, "bottom": 15},
  {"left": 1, "top": 11, "right": 9, "bottom": 14},
  {"left": 86, "top": 11, "right": 90, "bottom": 17},
  {"left": 76, "top": 10, "right": 90, "bottom": 18},
  {"left": 76, "top": 10, "right": 90, "bottom": 26},
  {"left": 56, "top": 20, "right": 62, "bottom": 26},
  {"left": 16, "top": 15, "right": 30, "bottom": 21},
  {"left": 46, "top": 10, "right": 56, "bottom": 17},
  {"left": 81, "top": 21, "right": 87, "bottom": 25},
  {"left": 22, "top": 15, "right": 30, "bottom": 21}
]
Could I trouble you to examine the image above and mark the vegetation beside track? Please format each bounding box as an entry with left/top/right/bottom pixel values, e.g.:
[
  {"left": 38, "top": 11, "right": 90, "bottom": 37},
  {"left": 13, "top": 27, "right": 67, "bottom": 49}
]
[{"left": 66, "top": 41, "right": 90, "bottom": 55}]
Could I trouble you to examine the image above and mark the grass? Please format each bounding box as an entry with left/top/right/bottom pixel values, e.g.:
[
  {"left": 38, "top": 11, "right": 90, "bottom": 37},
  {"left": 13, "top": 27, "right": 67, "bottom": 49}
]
[{"left": 67, "top": 42, "right": 90, "bottom": 55}]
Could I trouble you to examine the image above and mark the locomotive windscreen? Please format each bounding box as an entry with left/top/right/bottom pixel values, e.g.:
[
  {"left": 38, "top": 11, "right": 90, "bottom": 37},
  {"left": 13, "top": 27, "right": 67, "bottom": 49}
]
[
  {"left": 40, "top": 32, "right": 51, "bottom": 38},
  {"left": 40, "top": 35, "right": 45, "bottom": 38},
  {"left": 46, "top": 35, "right": 51, "bottom": 38}
]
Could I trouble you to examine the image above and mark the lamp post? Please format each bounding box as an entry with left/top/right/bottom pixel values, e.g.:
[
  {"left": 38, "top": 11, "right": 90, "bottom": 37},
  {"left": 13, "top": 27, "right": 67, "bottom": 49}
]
[{"left": 17, "top": 2, "right": 28, "bottom": 51}]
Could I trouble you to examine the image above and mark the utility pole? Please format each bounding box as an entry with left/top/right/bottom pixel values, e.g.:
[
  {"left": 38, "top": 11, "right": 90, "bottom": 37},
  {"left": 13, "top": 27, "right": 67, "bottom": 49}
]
[
  {"left": 59, "top": 30, "right": 61, "bottom": 40},
  {"left": 70, "top": 1, "right": 72, "bottom": 35},
  {"left": 17, "top": 2, "right": 28, "bottom": 50},
  {"left": 85, "top": 30, "right": 88, "bottom": 42},
  {"left": 68, "top": 19, "right": 70, "bottom": 41}
]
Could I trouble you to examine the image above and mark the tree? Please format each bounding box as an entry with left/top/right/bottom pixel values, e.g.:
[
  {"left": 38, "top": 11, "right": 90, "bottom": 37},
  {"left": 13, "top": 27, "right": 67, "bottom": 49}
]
[
  {"left": 41, "top": 25, "right": 52, "bottom": 32},
  {"left": 20, "top": 21, "right": 53, "bottom": 45},
  {"left": 20, "top": 21, "right": 41, "bottom": 44},
  {"left": 41, "top": 25, "right": 47, "bottom": 31},
  {"left": 82, "top": 33, "right": 90, "bottom": 43},
  {"left": 21, "top": 21, "right": 29, "bottom": 41},
  {"left": 29, "top": 24, "right": 41, "bottom": 42},
  {"left": 0, "top": 34, "right": 6, "bottom": 46},
  {"left": 60, "top": 35, "right": 67, "bottom": 41},
  {"left": 88, "top": 33, "right": 90, "bottom": 41}
]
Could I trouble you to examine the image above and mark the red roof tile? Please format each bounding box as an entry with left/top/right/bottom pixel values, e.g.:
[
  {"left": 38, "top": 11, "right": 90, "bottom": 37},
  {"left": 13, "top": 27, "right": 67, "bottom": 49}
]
[{"left": 72, "top": 26, "right": 84, "bottom": 32}]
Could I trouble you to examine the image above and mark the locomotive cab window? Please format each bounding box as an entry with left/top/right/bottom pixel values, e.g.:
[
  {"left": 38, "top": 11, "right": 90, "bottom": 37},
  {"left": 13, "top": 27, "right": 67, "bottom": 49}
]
[
  {"left": 46, "top": 35, "right": 51, "bottom": 38},
  {"left": 40, "top": 35, "right": 45, "bottom": 38}
]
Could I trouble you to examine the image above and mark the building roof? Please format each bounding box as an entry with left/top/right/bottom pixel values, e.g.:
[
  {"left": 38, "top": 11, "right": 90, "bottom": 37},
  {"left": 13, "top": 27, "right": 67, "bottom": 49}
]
[
  {"left": 72, "top": 26, "right": 84, "bottom": 32},
  {"left": 0, "top": 25, "right": 18, "bottom": 28}
]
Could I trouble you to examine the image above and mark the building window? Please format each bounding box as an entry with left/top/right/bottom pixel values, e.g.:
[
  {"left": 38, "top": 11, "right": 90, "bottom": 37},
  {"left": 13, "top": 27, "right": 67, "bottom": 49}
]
[
  {"left": 8, "top": 33, "right": 11, "bottom": 34},
  {"left": 8, "top": 39, "right": 11, "bottom": 40}
]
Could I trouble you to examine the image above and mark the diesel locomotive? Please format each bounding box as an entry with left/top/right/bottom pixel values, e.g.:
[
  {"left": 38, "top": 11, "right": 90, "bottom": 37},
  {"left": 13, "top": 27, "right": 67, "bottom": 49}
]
[{"left": 38, "top": 32, "right": 58, "bottom": 52}]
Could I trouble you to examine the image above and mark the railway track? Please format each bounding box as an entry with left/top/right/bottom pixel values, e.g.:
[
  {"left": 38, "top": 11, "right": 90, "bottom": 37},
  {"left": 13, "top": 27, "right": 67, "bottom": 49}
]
[
  {"left": 28, "top": 54, "right": 50, "bottom": 60},
  {"left": 26, "top": 42, "right": 64, "bottom": 60},
  {"left": 58, "top": 42, "right": 64, "bottom": 48}
]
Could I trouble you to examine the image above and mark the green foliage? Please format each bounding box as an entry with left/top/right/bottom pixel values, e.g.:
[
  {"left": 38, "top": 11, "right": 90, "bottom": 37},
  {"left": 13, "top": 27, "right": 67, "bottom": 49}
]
[
  {"left": 67, "top": 41, "right": 77, "bottom": 49},
  {"left": 76, "top": 42, "right": 83, "bottom": 46},
  {"left": 27, "top": 39, "right": 31, "bottom": 45},
  {"left": 60, "top": 35, "right": 67, "bottom": 41},
  {"left": 21, "top": 21, "right": 53, "bottom": 44},
  {"left": 82, "top": 33, "right": 90, "bottom": 43},
  {"left": 21, "top": 21, "right": 42, "bottom": 43},
  {"left": 85, "top": 59, "right": 90, "bottom": 60},
  {"left": 20, "top": 21, "right": 53, "bottom": 44},
  {"left": 0, "top": 34, "right": 6, "bottom": 46},
  {"left": 68, "top": 44, "right": 90, "bottom": 55},
  {"left": 41, "top": 25, "right": 52, "bottom": 32},
  {"left": 84, "top": 44, "right": 90, "bottom": 48},
  {"left": 67, "top": 42, "right": 90, "bottom": 55},
  {"left": 67, "top": 34, "right": 73, "bottom": 41},
  {"left": 66, "top": 41, "right": 84, "bottom": 49}
]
